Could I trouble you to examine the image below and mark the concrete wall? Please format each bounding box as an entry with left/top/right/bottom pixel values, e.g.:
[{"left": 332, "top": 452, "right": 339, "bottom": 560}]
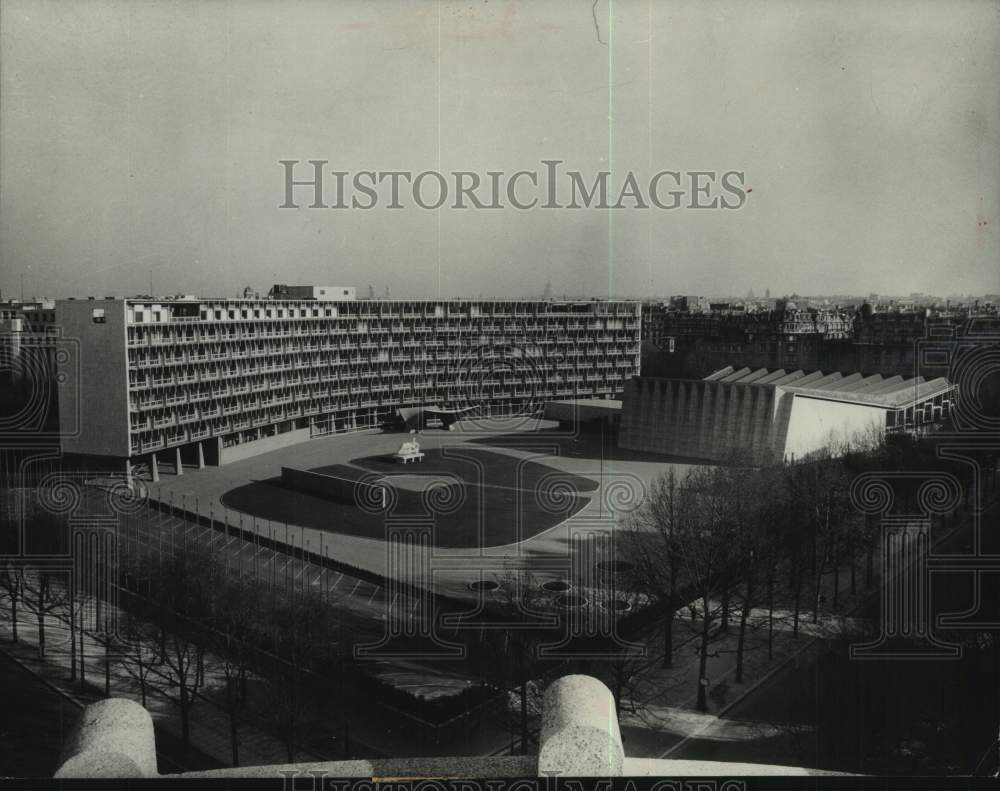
[
  {"left": 619, "top": 377, "right": 778, "bottom": 462},
  {"left": 218, "top": 426, "right": 312, "bottom": 465},
  {"left": 56, "top": 299, "right": 130, "bottom": 459},
  {"left": 782, "top": 396, "right": 885, "bottom": 460},
  {"left": 281, "top": 466, "right": 386, "bottom": 506}
]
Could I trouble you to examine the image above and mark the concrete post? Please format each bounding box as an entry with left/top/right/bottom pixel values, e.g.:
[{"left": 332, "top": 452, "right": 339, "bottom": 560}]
[
  {"left": 537, "top": 675, "right": 624, "bottom": 776},
  {"left": 54, "top": 699, "right": 158, "bottom": 778},
  {"left": 175, "top": 446, "right": 183, "bottom": 476},
  {"left": 197, "top": 442, "right": 205, "bottom": 469},
  {"left": 124, "top": 460, "right": 132, "bottom": 487},
  {"left": 150, "top": 453, "right": 159, "bottom": 483}
]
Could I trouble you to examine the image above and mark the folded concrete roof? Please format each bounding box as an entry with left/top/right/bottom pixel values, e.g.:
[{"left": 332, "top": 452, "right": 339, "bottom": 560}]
[{"left": 703, "top": 367, "right": 955, "bottom": 409}]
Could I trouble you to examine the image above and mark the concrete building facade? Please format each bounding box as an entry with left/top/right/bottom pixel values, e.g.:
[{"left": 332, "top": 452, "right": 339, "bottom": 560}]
[
  {"left": 619, "top": 366, "right": 957, "bottom": 463},
  {"left": 55, "top": 295, "right": 641, "bottom": 472}
]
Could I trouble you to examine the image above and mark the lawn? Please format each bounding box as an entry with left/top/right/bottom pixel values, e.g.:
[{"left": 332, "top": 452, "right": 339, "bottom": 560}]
[{"left": 220, "top": 448, "right": 597, "bottom": 549}]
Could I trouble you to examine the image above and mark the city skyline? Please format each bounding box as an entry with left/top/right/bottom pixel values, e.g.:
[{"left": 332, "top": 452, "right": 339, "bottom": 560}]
[{"left": 2, "top": 0, "right": 999, "bottom": 301}]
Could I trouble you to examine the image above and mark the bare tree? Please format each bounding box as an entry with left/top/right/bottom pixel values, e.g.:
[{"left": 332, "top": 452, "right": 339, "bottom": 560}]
[
  {"left": 256, "top": 586, "right": 338, "bottom": 763},
  {"left": 469, "top": 570, "right": 555, "bottom": 754},
  {"left": 672, "top": 465, "right": 736, "bottom": 711},
  {"left": 17, "top": 504, "right": 71, "bottom": 660},
  {"left": 144, "top": 542, "right": 219, "bottom": 746},
  {"left": 117, "top": 602, "right": 162, "bottom": 708},
  {"left": 724, "top": 462, "right": 776, "bottom": 684},
  {"left": 209, "top": 569, "right": 265, "bottom": 767},
  {"left": 799, "top": 454, "right": 854, "bottom": 625},
  {"left": 0, "top": 563, "right": 23, "bottom": 643},
  {"left": 20, "top": 568, "right": 70, "bottom": 660},
  {"left": 621, "top": 469, "right": 684, "bottom": 668}
]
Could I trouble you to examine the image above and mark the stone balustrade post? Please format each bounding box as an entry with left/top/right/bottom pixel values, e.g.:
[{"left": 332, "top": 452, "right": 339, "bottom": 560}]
[
  {"left": 537, "top": 674, "right": 624, "bottom": 776},
  {"left": 54, "top": 699, "right": 158, "bottom": 778}
]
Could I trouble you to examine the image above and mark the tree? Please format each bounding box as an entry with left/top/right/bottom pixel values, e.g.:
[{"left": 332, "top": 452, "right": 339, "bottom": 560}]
[
  {"left": 208, "top": 570, "right": 265, "bottom": 767},
  {"left": 672, "top": 465, "right": 736, "bottom": 711},
  {"left": 777, "top": 460, "right": 811, "bottom": 638},
  {"left": 145, "top": 542, "right": 218, "bottom": 746},
  {"left": 20, "top": 568, "right": 70, "bottom": 660},
  {"left": 468, "top": 570, "right": 555, "bottom": 754},
  {"left": 17, "top": 503, "right": 71, "bottom": 660},
  {"left": 799, "top": 454, "right": 854, "bottom": 625},
  {"left": 0, "top": 560, "right": 23, "bottom": 644},
  {"left": 621, "top": 469, "right": 684, "bottom": 668},
  {"left": 723, "top": 462, "right": 775, "bottom": 684},
  {"left": 117, "top": 601, "right": 162, "bottom": 708},
  {"left": 256, "top": 587, "right": 339, "bottom": 763}
]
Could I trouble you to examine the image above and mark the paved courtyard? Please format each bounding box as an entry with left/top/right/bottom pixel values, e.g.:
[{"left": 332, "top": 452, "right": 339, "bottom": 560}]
[{"left": 146, "top": 417, "right": 702, "bottom": 599}]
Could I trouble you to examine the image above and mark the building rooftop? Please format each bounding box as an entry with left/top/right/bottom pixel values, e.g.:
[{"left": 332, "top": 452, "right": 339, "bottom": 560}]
[{"left": 704, "top": 366, "right": 954, "bottom": 409}]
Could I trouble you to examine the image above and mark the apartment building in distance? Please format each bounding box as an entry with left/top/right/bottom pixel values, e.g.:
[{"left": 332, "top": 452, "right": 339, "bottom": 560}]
[
  {"left": 643, "top": 300, "right": 1000, "bottom": 380},
  {"left": 55, "top": 290, "right": 641, "bottom": 473},
  {"left": 642, "top": 304, "right": 853, "bottom": 377},
  {"left": 0, "top": 299, "right": 58, "bottom": 384}
]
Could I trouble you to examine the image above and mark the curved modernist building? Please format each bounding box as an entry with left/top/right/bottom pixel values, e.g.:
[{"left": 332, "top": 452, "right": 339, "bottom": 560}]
[{"left": 55, "top": 293, "right": 641, "bottom": 472}]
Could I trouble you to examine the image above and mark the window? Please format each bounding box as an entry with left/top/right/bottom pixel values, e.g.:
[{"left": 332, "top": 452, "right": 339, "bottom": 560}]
[{"left": 92, "top": 308, "right": 106, "bottom": 324}]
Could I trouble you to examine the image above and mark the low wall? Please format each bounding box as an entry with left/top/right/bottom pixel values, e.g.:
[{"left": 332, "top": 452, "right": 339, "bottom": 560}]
[
  {"left": 219, "top": 427, "right": 312, "bottom": 465},
  {"left": 54, "top": 675, "right": 845, "bottom": 778},
  {"left": 281, "top": 466, "right": 387, "bottom": 508}
]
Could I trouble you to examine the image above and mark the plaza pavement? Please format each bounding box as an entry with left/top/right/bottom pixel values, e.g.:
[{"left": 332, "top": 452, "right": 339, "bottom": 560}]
[{"left": 144, "top": 418, "right": 699, "bottom": 600}]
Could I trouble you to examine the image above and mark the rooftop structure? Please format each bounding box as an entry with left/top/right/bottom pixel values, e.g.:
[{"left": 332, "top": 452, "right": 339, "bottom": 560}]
[{"left": 267, "top": 284, "right": 357, "bottom": 301}]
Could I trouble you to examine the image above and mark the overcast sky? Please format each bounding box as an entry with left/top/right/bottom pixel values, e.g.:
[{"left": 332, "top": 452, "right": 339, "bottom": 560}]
[{"left": 1, "top": 0, "right": 998, "bottom": 301}]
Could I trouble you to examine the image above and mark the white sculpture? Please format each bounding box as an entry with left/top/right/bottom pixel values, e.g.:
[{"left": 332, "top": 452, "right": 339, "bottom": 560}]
[{"left": 394, "top": 438, "right": 424, "bottom": 464}]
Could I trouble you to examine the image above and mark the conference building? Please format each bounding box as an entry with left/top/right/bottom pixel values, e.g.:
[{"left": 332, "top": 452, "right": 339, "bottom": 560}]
[
  {"left": 55, "top": 290, "right": 641, "bottom": 475},
  {"left": 619, "top": 365, "right": 958, "bottom": 463}
]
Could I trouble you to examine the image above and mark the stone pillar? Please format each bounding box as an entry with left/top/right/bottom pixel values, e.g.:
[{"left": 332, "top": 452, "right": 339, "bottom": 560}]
[
  {"left": 538, "top": 675, "right": 624, "bottom": 776},
  {"left": 175, "top": 446, "right": 183, "bottom": 476},
  {"left": 197, "top": 442, "right": 205, "bottom": 469},
  {"left": 150, "top": 454, "right": 159, "bottom": 483},
  {"left": 54, "top": 699, "right": 158, "bottom": 778}
]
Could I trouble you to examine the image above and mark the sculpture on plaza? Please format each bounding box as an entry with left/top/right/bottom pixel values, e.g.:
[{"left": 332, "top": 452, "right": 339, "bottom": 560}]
[{"left": 393, "top": 436, "right": 424, "bottom": 464}]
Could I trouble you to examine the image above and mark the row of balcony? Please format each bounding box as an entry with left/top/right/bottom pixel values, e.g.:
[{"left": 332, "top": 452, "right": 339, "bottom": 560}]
[
  {"left": 127, "top": 353, "right": 637, "bottom": 390},
  {"left": 127, "top": 382, "right": 619, "bottom": 455},
  {"left": 128, "top": 365, "right": 634, "bottom": 396},
  {"left": 127, "top": 370, "right": 628, "bottom": 414},
  {"left": 127, "top": 337, "right": 636, "bottom": 368},
  {"left": 126, "top": 320, "right": 640, "bottom": 346}
]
